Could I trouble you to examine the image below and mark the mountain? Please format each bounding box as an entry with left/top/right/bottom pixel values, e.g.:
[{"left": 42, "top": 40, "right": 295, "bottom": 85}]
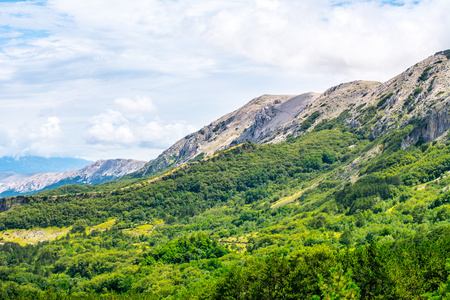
[
  {"left": 0, "top": 158, "right": 146, "bottom": 197},
  {"left": 136, "top": 50, "right": 450, "bottom": 177},
  {"left": 0, "top": 156, "right": 92, "bottom": 174},
  {"left": 1, "top": 51, "right": 450, "bottom": 299},
  {"left": 135, "top": 93, "right": 319, "bottom": 176}
]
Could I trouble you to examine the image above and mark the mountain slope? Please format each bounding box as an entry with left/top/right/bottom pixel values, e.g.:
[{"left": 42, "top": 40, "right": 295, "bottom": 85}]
[
  {"left": 0, "top": 159, "right": 146, "bottom": 197},
  {"left": 135, "top": 93, "right": 320, "bottom": 176},
  {"left": 136, "top": 50, "right": 450, "bottom": 177},
  {"left": 293, "top": 50, "right": 450, "bottom": 144}
]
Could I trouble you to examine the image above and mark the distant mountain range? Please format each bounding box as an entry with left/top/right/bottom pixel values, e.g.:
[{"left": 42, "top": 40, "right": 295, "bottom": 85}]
[{"left": 0, "top": 159, "right": 146, "bottom": 197}]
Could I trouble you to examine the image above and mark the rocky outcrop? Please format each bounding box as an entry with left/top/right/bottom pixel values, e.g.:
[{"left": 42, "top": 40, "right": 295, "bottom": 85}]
[
  {"left": 0, "top": 159, "right": 146, "bottom": 197},
  {"left": 402, "top": 108, "right": 450, "bottom": 148},
  {"left": 233, "top": 93, "right": 319, "bottom": 145}
]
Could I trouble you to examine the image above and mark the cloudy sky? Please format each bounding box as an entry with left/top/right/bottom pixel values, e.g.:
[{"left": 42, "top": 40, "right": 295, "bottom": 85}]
[{"left": 0, "top": 0, "right": 449, "bottom": 161}]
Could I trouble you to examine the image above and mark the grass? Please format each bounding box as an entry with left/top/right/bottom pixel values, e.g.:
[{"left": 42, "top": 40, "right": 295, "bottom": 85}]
[
  {"left": 123, "top": 224, "right": 154, "bottom": 236},
  {"left": 271, "top": 177, "right": 323, "bottom": 209},
  {"left": 0, "top": 227, "right": 71, "bottom": 245},
  {"left": 0, "top": 218, "right": 163, "bottom": 245},
  {"left": 89, "top": 218, "right": 117, "bottom": 232}
]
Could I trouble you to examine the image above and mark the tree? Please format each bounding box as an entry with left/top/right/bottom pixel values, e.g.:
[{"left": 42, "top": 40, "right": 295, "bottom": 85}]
[
  {"left": 70, "top": 219, "right": 88, "bottom": 233},
  {"left": 313, "top": 263, "right": 361, "bottom": 300},
  {"left": 339, "top": 229, "right": 353, "bottom": 246},
  {"left": 423, "top": 259, "right": 450, "bottom": 299}
]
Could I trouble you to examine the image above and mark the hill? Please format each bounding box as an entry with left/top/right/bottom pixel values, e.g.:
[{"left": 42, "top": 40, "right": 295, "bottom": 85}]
[{"left": 0, "top": 51, "right": 450, "bottom": 299}]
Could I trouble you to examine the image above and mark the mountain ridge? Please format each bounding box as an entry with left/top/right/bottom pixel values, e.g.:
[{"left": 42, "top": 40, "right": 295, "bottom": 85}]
[
  {"left": 135, "top": 51, "right": 450, "bottom": 178},
  {"left": 134, "top": 93, "right": 319, "bottom": 176}
]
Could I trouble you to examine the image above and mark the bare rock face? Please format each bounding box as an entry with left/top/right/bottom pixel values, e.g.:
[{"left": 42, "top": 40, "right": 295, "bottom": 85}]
[
  {"left": 136, "top": 50, "right": 450, "bottom": 177},
  {"left": 233, "top": 93, "right": 320, "bottom": 145},
  {"left": 0, "top": 159, "right": 146, "bottom": 197},
  {"left": 402, "top": 108, "right": 450, "bottom": 148}
]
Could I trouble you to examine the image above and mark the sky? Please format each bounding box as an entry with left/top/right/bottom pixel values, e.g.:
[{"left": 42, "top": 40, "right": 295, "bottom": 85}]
[{"left": 0, "top": 0, "right": 449, "bottom": 161}]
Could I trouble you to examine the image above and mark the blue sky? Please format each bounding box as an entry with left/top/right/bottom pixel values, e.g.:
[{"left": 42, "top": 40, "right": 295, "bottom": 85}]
[{"left": 0, "top": 0, "right": 449, "bottom": 161}]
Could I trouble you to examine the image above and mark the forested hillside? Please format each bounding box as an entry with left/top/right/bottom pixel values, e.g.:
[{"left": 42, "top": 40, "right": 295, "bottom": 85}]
[
  {"left": 1, "top": 123, "right": 450, "bottom": 299},
  {"left": 1, "top": 52, "right": 450, "bottom": 299}
]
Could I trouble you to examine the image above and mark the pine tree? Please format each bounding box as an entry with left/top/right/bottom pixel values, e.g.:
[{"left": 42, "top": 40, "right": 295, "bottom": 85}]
[{"left": 313, "top": 263, "right": 361, "bottom": 300}]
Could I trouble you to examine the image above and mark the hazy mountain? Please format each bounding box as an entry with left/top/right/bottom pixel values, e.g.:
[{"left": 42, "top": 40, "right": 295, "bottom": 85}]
[
  {"left": 0, "top": 159, "right": 146, "bottom": 197},
  {"left": 135, "top": 50, "right": 450, "bottom": 177}
]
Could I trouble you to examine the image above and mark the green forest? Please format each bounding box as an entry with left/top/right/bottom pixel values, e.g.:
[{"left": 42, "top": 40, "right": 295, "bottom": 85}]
[{"left": 1, "top": 109, "right": 450, "bottom": 299}]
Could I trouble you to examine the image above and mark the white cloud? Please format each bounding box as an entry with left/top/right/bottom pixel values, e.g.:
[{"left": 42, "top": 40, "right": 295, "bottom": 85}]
[
  {"left": 114, "top": 96, "right": 157, "bottom": 114},
  {"left": 0, "top": 128, "right": 12, "bottom": 157},
  {"left": 2, "top": 0, "right": 449, "bottom": 82},
  {"left": 1, "top": 0, "right": 450, "bottom": 160},
  {"left": 201, "top": 0, "right": 450, "bottom": 78},
  {"left": 37, "top": 116, "right": 61, "bottom": 139},
  {"left": 0, "top": 117, "right": 65, "bottom": 158},
  {"left": 2, "top": 0, "right": 449, "bottom": 84},
  {"left": 85, "top": 110, "right": 135, "bottom": 145},
  {"left": 140, "top": 120, "right": 197, "bottom": 148},
  {"left": 26, "top": 117, "right": 61, "bottom": 141},
  {"left": 85, "top": 105, "right": 197, "bottom": 149}
]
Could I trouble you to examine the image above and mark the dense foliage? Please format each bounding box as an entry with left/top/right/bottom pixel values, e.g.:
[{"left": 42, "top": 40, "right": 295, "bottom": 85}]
[
  {"left": 1, "top": 118, "right": 450, "bottom": 299},
  {"left": 143, "top": 232, "right": 229, "bottom": 265},
  {"left": 0, "top": 130, "right": 364, "bottom": 230}
]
